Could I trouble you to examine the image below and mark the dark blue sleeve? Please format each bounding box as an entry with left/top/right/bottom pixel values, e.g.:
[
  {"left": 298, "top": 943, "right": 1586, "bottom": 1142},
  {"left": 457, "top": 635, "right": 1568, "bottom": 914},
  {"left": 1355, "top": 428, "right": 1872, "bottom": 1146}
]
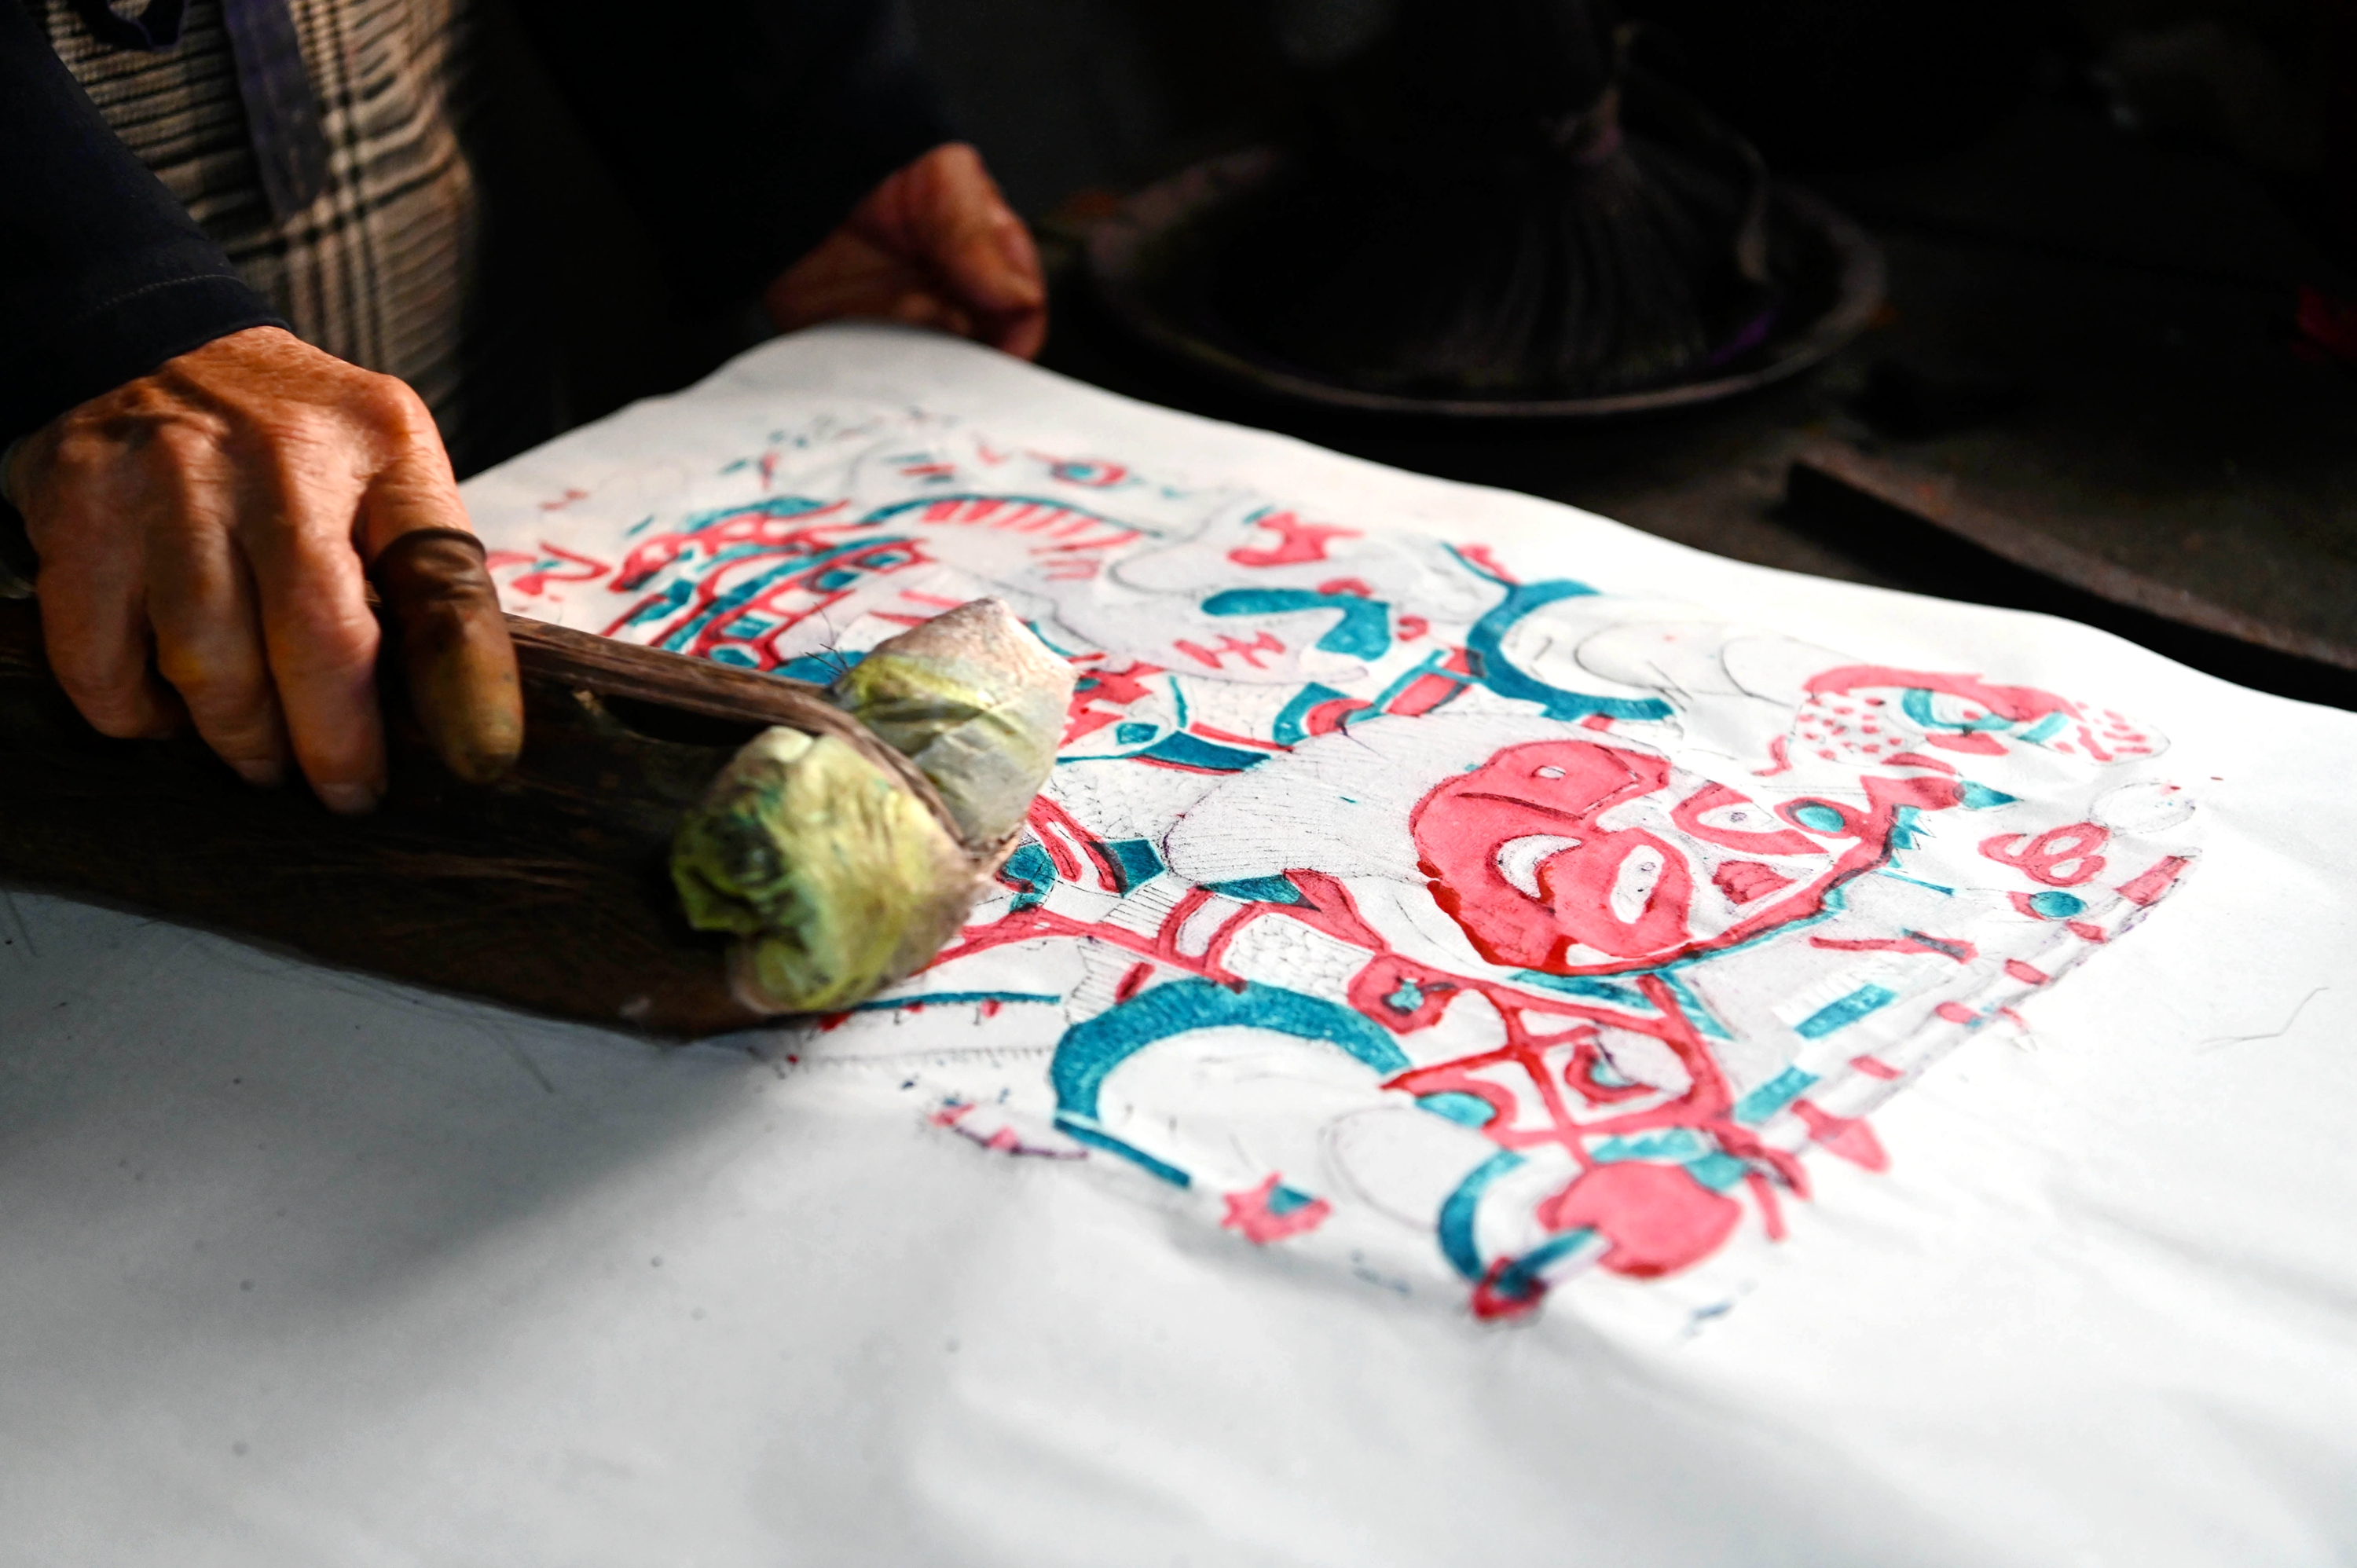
[
  {"left": 507, "top": 0, "right": 955, "bottom": 312},
  {"left": 0, "top": 0, "right": 285, "bottom": 446}
]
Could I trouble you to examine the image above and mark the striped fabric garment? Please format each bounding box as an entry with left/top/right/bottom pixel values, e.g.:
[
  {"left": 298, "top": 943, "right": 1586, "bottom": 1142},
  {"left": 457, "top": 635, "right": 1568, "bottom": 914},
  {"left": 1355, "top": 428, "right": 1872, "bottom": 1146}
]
[{"left": 32, "top": 0, "right": 536, "bottom": 469}]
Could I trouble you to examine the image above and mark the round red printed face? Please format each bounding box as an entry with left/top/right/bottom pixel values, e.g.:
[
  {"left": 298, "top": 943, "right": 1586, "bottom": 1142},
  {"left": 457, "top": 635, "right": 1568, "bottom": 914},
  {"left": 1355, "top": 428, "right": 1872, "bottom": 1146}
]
[{"left": 1411, "top": 739, "right": 1923, "bottom": 973}]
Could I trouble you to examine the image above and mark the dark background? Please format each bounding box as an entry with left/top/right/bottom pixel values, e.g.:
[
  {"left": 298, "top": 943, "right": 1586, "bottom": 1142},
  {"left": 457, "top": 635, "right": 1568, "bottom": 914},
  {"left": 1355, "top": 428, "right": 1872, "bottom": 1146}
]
[{"left": 497, "top": 0, "right": 2357, "bottom": 705}]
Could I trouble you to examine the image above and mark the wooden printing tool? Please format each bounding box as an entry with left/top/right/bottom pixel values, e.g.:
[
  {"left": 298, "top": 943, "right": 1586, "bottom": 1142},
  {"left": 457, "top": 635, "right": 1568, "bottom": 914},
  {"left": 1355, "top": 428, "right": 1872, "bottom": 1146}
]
[{"left": 0, "top": 594, "right": 1069, "bottom": 1038}]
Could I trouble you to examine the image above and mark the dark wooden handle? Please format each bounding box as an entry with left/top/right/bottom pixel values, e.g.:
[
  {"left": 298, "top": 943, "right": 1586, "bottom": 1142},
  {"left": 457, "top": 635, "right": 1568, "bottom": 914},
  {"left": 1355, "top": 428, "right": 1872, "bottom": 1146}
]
[
  {"left": 0, "top": 595, "right": 970, "bottom": 851},
  {"left": 500, "top": 614, "right": 966, "bottom": 845}
]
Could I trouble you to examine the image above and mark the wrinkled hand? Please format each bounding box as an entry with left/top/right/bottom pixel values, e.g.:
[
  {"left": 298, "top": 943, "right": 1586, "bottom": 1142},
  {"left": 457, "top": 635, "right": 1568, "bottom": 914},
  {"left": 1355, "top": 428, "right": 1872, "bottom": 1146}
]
[
  {"left": 764, "top": 142, "right": 1047, "bottom": 359},
  {"left": 4, "top": 325, "right": 522, "bottom": 811}
]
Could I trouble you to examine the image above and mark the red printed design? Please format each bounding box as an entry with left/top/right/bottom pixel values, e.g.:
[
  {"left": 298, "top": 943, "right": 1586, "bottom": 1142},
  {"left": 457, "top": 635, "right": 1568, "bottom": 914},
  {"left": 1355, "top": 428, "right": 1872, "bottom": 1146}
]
[{"left": 478, "top": 415, "right": 2200, "bottom": 1322}]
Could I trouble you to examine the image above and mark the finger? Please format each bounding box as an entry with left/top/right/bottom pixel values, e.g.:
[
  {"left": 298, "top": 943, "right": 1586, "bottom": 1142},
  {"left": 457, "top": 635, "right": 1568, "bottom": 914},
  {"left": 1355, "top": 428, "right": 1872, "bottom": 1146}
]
[
  {"left": 21, "top": 431, "right": 186, "bottom": 741},
  {"left": 907, "top": 145, "right": 1047, "bottom": 317},
  {"left": 367, "top": 526, "right": 523, "bottom": 784},
  {"left": 360, "top": 430, "right": 522, "bottom": 786},
  {"left": 40, "top": 567, "right": 185, "bottom": 740},
  {"left": 933, "top": 214, "right": 1047, "bottom": 334},
  {"left": 889, "top": 291, "right": 974, "bottom": 339},
  {"left": 145, "top": 461, "right": 291, "bottom": 786},
  {"left": 237, "top": 461, "right": 387, "bottom": 815},
  {"left": 767, "top": 232, "right": 933, "bottom": 333},
  {"left": 933, "top": 204, "right": 1046, "bottom": 317},
  {"left": 903, "top": 147, "right": 1047, "bottom": 359},
  {"left": 987, "top": 289, "right": 1050, "bottom": 361}
]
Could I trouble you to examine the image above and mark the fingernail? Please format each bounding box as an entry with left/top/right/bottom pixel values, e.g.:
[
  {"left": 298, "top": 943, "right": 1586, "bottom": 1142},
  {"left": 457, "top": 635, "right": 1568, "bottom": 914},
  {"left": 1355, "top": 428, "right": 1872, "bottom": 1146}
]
[
  {"left": 317, "top": 781, "right": 381, "bottom": 815},
  {"left": 232, "top": 758, "right": 287, "bottom": 789}
]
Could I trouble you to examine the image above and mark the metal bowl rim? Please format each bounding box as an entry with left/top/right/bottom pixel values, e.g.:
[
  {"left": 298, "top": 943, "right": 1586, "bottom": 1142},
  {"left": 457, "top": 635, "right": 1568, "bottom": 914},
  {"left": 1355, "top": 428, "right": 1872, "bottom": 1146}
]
[{"left": 1083, "top": 147, "right": 1889, "bottom": 419}]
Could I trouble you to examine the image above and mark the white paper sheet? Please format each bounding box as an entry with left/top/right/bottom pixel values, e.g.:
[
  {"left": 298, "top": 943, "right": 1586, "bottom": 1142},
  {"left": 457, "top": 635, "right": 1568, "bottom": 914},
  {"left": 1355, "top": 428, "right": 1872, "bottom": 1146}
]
[{"left": 5, "top": 324, "right": 2352, "bottom": 1566}]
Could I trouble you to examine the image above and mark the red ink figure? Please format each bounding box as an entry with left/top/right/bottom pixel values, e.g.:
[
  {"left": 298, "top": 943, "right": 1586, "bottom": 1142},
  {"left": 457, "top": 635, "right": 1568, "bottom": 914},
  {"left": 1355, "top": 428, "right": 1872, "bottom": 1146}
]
[
  {"left": 1228, "top": 509, "right": 1360, "bottom": 568},
  {"left": 1413, "top": 738, "right": 1956, "bottom": 973}
]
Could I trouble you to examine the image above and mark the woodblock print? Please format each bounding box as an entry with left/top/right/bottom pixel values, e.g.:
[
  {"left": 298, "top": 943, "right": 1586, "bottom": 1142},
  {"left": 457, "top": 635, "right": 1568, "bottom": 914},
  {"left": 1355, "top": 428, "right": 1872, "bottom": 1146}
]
[{"left": 477, "top": 411, "right": 2199, "bottom": 1320}]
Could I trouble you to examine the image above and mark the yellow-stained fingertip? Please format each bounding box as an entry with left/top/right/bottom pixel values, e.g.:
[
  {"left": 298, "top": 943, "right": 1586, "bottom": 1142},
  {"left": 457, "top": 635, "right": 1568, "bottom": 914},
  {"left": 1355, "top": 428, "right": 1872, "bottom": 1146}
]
[{"left": 368, "top": 527, "right": 526, "bottom": 785}]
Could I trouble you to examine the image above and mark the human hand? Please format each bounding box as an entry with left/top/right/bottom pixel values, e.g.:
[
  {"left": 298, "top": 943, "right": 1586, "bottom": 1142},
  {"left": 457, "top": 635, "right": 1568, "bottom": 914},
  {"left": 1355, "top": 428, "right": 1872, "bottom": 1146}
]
[
  {"left": 3, "top": 325, "right": 522, "bottom": 812},
  {"left": 764, "top": 142, "right": 1047, "bottom": 360}
]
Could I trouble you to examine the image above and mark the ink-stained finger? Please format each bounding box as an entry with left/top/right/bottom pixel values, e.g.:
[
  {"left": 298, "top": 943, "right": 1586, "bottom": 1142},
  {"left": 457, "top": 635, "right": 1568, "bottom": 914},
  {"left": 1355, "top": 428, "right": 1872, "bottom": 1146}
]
[
  {"left": 356, "top": 408, "right": 522, "bottom": 783},
  {"left": 367, "top": 522, "right": 523, "bottom": 784}
]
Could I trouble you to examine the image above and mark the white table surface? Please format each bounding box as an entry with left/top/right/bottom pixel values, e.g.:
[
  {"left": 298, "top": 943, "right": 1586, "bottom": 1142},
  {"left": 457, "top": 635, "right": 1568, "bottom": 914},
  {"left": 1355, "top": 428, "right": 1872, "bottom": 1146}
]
[{"left": 5, "top": 325, "right": 2352, "bottom": 1566}]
